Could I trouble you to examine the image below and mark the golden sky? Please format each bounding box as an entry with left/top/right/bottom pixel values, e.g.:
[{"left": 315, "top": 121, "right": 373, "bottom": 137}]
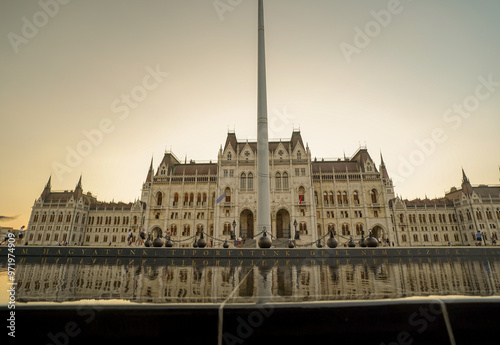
[{"left": 1, "top": 0, "right": 499, "bottom": 229}]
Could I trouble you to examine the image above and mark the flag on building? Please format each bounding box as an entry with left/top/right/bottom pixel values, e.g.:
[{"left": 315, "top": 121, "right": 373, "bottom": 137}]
[
  {"left": 216, "top": 192, "right": 226, "bottom": 204},
  {"left": 299, "top": 192, "right": 304, "bottom": 205}
]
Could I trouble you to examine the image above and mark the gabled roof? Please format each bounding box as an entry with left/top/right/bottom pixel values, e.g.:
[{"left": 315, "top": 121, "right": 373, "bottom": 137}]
[
  {"left": 157, "top": 152, "right": 181, "bottom": 175},
  {"left": 351, "top": 148, "right": 378, "bottom": 173},
  {"left": 222, "top": 130, "right": 305, "bottom": 154},
  {"left": 224, "top": 132, "right": 237, "bottom": 152},
  {"left": 290, "top": 130, "right": 305, "bottom": 151}
]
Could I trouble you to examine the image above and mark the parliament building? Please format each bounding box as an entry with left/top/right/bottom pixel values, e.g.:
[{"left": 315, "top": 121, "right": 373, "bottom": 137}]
[{"left": 25, "top": 130, "right": 500, "bottom": 247}]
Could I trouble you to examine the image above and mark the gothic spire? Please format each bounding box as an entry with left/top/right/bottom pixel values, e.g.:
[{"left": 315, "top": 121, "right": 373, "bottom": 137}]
[
  {"left": 146, "top": 156, "right": 154, "bottom": 183},
  {"left": 461, "top": 168, "right": 473, "bottom": 196},
  {"left": 74, "top": 175, "right": 83, "bottom": 200},
  {"left": 41, "top": 175, "right": 52, "bottom": 200}
]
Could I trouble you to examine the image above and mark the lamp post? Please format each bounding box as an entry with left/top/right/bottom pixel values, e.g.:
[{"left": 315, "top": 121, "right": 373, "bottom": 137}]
[
  {"left": 294, "top": 219, "right": 299, "bottom": 240},
  {"left": 231, "top": 220, "right": 236, "bottom": 241}
]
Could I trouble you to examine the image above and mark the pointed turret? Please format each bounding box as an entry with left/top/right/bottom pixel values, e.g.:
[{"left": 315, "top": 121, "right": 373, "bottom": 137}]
[
  {"left": 461, "top": 168, "right": 473, "bottom": 196},
  {"left": 41, "top": 176, "right": 51, "bottom": 200},
  {"left": 146, "top": 157, "right": 154, "bottom": 182},
  {"left": 74, "top": 175, "right": 83, "bottom": 200},
  {"left": 380, "top": 152, "right": 390, "bottom": 179}
]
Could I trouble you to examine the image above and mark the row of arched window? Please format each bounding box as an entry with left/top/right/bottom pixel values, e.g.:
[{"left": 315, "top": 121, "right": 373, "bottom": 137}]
[
  {"left": 318, "top": 223, "right": 364, "bottom": 236},
  {"left": 394, "top": 208, "right": 500, "bottom": 225},
  {"left": 240, "top": 173, "right": 254, "bottom": 189},
  {"left": 314, "top": 189, "right": 378, "bottom": 206},
  {"left": 155, "top": 192, "right": 217, "bottom": 207},
  {"left": 32, "top": 212, "right": 85, "bottom": 224}
]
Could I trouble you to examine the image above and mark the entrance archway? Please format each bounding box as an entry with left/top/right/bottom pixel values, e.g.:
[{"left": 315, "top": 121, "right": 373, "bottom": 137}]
[
  {"left": 151, "top": 227, "right": 162, "bottom": 238},
  {"left": 371, "top": 225, "right": 385, "bottom": 243},
  {"left": 276, "top": 209, "right": 290, "bottom": 238},
  {"left": 240, "top": 210, "right": 254, "bottom": 239}
]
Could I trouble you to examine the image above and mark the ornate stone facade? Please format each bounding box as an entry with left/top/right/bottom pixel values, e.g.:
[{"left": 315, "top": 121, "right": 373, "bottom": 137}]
[{"left": 26, "top": 131, "right": 499, "bottom": 247}]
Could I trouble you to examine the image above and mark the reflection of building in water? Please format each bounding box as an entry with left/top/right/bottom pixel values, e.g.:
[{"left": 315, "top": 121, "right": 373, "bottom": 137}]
[{"left": 14, "top": 259, "right": 500, "bottom": 303}]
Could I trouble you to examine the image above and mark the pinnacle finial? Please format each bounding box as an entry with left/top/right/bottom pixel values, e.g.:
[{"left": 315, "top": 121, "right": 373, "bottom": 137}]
[{"left": 76, "top": 174, "right": 82, "bottom": 189}]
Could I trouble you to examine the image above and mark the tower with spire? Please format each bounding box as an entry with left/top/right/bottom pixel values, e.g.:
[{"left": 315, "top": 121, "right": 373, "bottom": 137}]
[{"left": 461, "top": 168, "right": 474, "bottom": 197}]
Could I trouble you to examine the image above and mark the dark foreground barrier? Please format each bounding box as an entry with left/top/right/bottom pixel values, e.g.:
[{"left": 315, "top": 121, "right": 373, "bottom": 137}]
[{"left": 2, "top": 298, "right": 499, "bottom": 345}]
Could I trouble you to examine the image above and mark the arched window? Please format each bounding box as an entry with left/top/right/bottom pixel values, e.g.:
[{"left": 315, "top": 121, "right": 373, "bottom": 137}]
[
  {"left": 283, "top": 172, "right": 289, "bottom": 189},
  {"left": 248, "top": 173, "right": 253, "bottom": 189},
  {"left": 184, "top": 193, "right": 189, "bottom": 206},
  {"left": 241, "top": 173, "right": 247, "bottom": 189},
  {"left": 203, "top": 193, "right": 207, "bottom": 204},
  {"left": 223, "top": 223, "right": 231, "bottom": 235},
  {"left": 476, "top": 209, "right": 483, "bottom": 220},
  {"left": 317, "top": 224, "right": 322, "bottom": 237},
  {"left": 496, "top": 208, "right": 500, "bottom": 220},
  {"left": 156, "top": 192, "right": 163, "bottom": 206},
  {"left": 342, "top": 224, "right": 350, "bottom": 236},
  {"left": 323, "top": 192, "right": 328, "bottom": 205},
  {"left": 49, "top": 213, "right": 55, "bottom": 222},
  {"left": 337, "top": 192, "right": 342, "bottom": 205},
  {"left": 370, "top": 189, "right": 378, "bottom": 204},
  {"left": 328, "top": 224, "right": 335, "bottom": 235},
  {"left": 299, "top": 222, "right": 308, "bottom": 235},
  {"left": 189, "top": 193, "right": 194, "bottom": 205},
  {"left": 275, "top": 172, "right": 281, "bottom": 189},
  {"left": 329, "top": 192, "right": 334, "bottom": 205},
  {"left": 197, "top": 193, "right": 202, "bottom": 205},
  {"left": 353, "top": 191, "right": 359, "bottom": 205},
  {"left": 225, "top": 187, "right": 231, "bottom": 202},
  {"left": 58, "top": 213, "right": 63, "bottom": 222},
  {"left": 196, "top": 224, "right": 203, "bottom": 235},
  {"left": 171, "top": 225, "right": 177, "bottom": 236},
  {"left": 356, "top": 224, "right": 363, "bottom": 235},
  {"left": 173, "top": 193, "right": 179, "bottom": 206},
  {"left": 297, "top": 151, "right": 301, "bottom": 160},
  {"left": 183, "top": 225, "right": 190, "bottom": 236},
  {"left": 227, "top": 152, "right": 232, "bottom": 161},
  {"left": 466, "top": 210, "right": 471, "bottom": 221},
  {"left": 314, "top": 191, "right": 319, "bottom": 205},
  {"left": 486, "top": 208, "right": 493, "bottom": 219},
  {"left": 342, "top": 192, "right": 348, "bottom": 205},
  {"left": 399, "top": 214, "right": 404, "bottom": 223}
]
